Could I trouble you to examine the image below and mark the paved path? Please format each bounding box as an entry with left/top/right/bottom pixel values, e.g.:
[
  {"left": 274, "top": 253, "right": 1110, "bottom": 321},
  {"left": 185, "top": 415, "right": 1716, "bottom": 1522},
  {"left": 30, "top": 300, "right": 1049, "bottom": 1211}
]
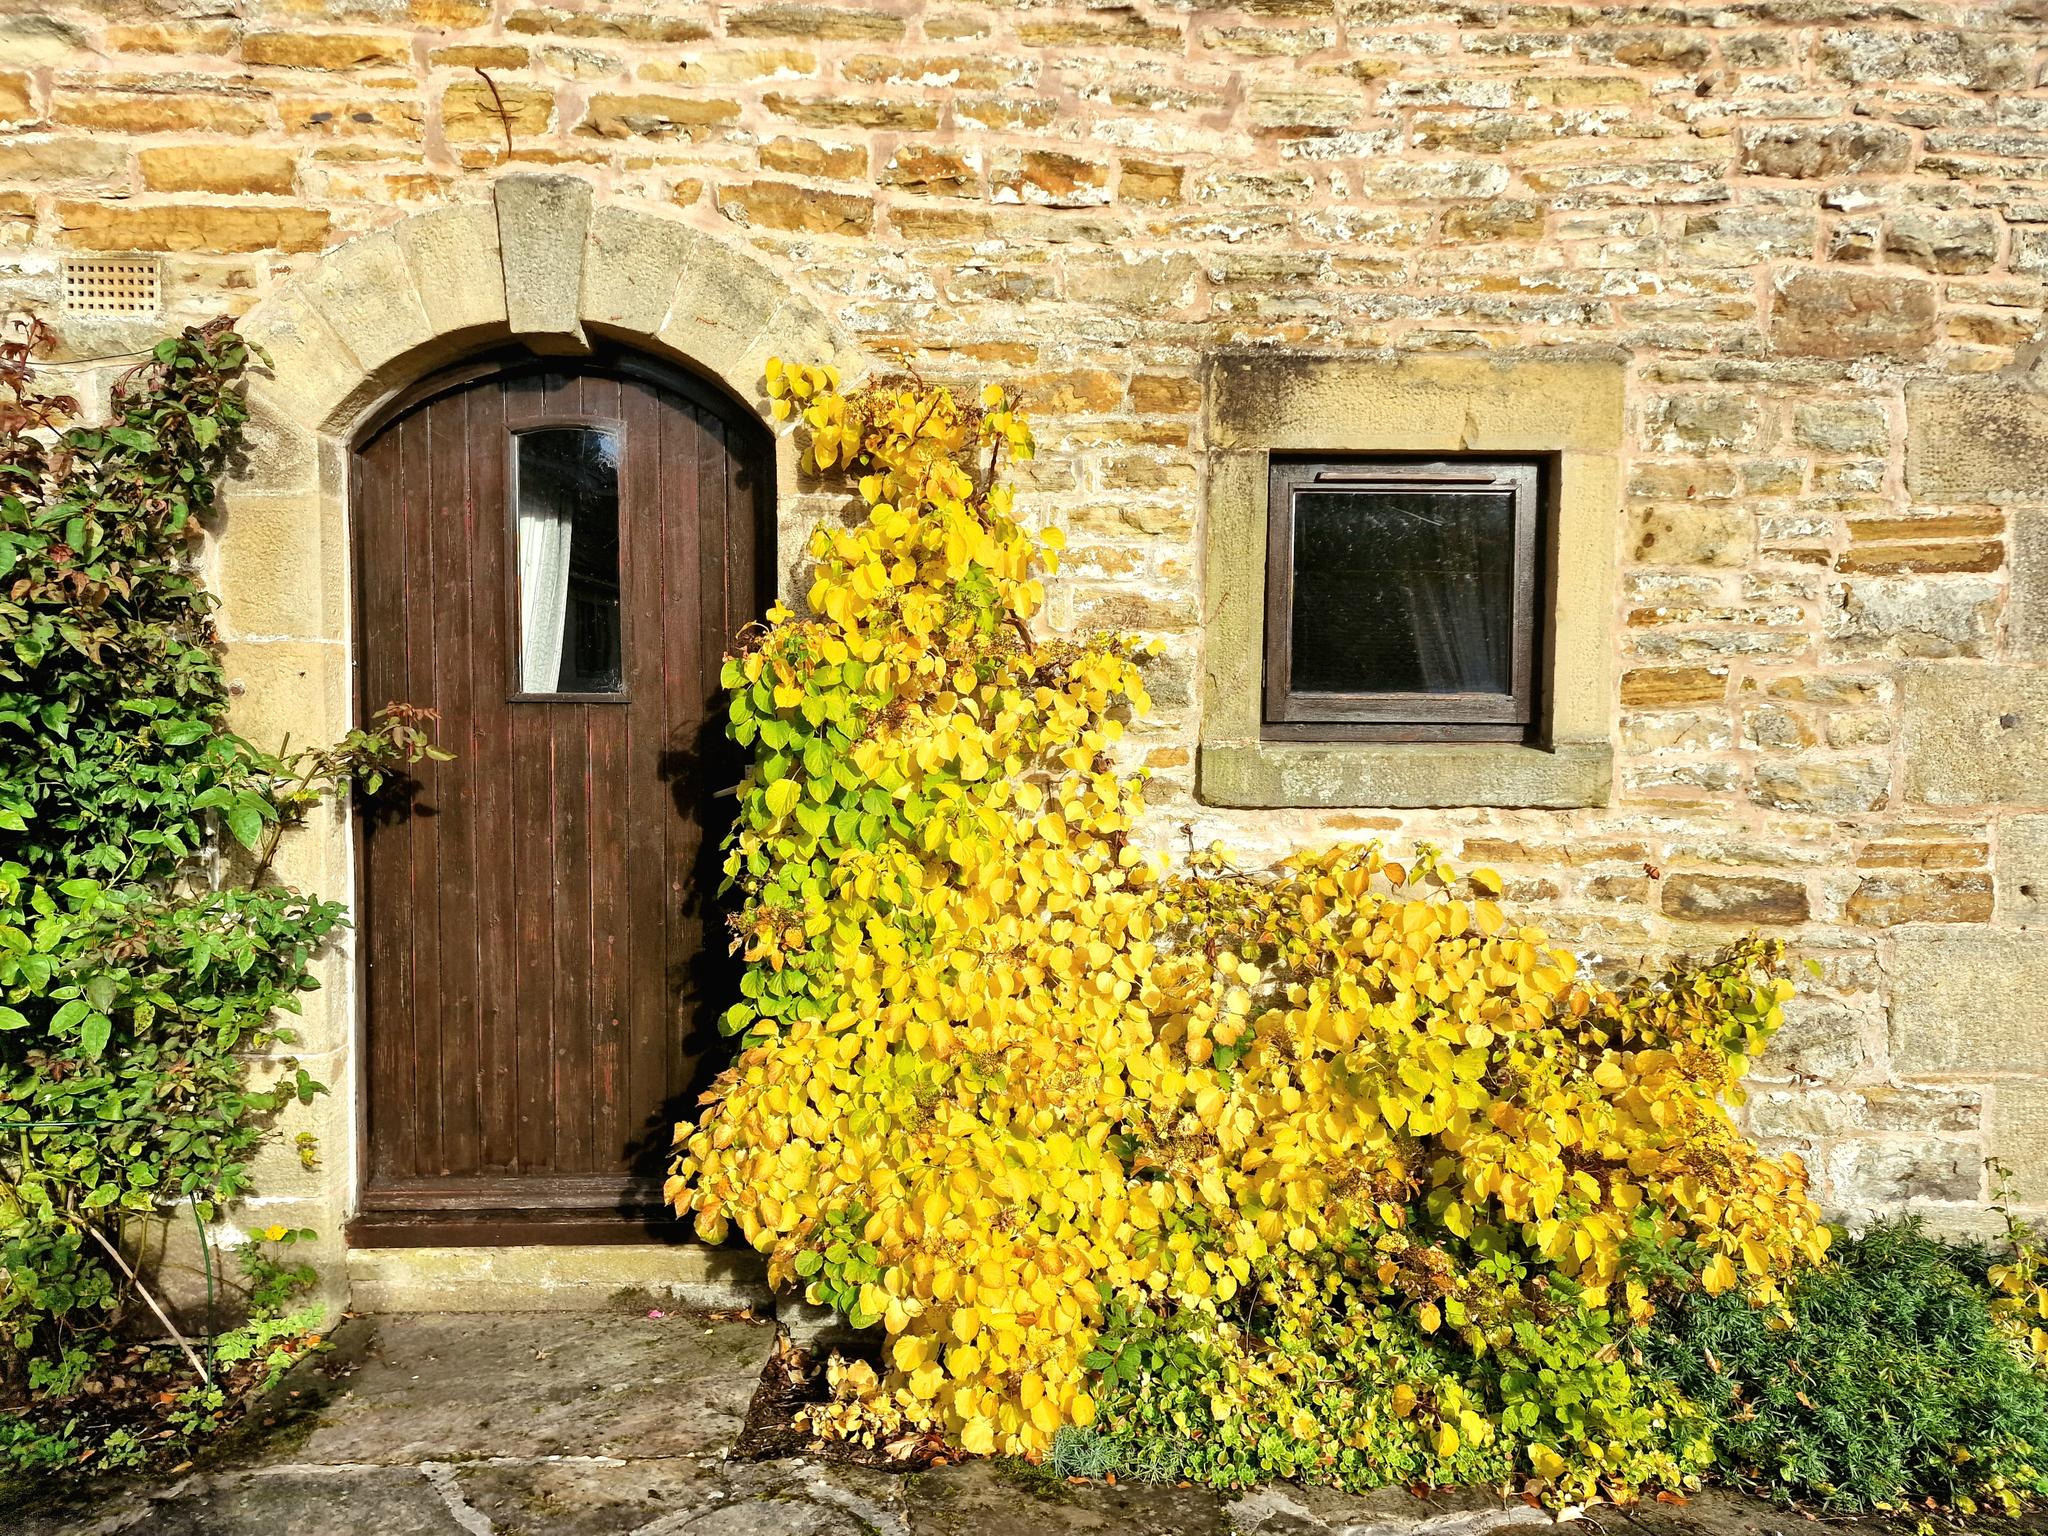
[{"left": 7, "top": 1310, "right": 2029, "bottom": 1535}]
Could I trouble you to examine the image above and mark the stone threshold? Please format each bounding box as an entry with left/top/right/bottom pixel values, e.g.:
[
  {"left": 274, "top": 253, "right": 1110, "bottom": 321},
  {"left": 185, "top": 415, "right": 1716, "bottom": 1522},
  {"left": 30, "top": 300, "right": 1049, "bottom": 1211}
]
[{"left": 346, "top": 1243, "right": 773, "bottom": 1315}]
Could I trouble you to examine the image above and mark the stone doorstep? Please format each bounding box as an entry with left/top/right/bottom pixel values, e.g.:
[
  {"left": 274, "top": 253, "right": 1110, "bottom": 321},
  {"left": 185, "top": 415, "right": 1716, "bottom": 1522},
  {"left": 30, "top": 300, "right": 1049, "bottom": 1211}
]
[{"left": 345, "top": 1243, "right": 773, "bottom": 1315}]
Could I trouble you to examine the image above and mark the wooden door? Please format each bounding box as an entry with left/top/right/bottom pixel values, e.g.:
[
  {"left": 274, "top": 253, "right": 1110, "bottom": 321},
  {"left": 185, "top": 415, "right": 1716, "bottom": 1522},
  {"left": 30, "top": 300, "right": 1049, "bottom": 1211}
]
[{"left": 348, "top": 353, "right": 772, "bottom": 1244}]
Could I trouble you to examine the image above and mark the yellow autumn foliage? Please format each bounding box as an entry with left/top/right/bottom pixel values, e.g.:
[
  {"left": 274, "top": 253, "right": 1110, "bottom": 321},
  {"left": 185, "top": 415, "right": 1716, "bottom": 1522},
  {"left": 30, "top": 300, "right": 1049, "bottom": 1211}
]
[{"left": 669, "top": 361, "right": 1831, "bottom": 1474}]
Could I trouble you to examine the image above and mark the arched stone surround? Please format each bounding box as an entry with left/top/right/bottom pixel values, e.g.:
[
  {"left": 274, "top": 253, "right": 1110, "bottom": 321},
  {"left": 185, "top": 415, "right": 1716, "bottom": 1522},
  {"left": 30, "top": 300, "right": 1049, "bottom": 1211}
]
[{"left": 196, "top": 176, "right": 865, "bottom": 1304}]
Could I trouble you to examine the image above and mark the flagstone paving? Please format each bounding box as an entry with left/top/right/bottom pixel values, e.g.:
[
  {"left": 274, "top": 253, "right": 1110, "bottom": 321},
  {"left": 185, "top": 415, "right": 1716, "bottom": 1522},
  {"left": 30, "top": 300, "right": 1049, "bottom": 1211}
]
[{"left": 9, "top": 1309, "right": 2041, "bottom": 1536}]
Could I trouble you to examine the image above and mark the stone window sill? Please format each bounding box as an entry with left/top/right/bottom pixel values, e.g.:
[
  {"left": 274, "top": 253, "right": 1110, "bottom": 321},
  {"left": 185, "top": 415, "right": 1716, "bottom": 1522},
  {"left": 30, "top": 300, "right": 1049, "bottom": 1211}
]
[{"left": 1197, "top": 739, "right": 1613, "bottom": 810}]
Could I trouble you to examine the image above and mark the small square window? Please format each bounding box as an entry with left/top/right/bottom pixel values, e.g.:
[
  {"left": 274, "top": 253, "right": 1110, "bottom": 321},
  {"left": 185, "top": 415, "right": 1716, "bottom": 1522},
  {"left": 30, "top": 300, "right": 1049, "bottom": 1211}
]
[{"left": 1264, "top": 456, "right": 1543, "bottom": 742}]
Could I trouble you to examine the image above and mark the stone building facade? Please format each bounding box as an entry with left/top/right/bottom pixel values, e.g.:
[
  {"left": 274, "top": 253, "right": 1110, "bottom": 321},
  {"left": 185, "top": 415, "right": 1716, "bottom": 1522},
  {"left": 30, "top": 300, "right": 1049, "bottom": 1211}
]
[{"left": 3, "top": 0, "right": 2046, "bottom": 1302}]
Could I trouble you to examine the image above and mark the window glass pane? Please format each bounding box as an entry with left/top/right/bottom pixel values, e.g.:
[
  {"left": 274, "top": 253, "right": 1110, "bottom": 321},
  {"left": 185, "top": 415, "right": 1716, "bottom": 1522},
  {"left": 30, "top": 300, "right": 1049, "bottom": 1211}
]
[
  {"left": 515, "top": 427, "right": 622, "bottom": 694},
  {"left": 1290, "top": 487, "right": 1515, "bottom": 697}
]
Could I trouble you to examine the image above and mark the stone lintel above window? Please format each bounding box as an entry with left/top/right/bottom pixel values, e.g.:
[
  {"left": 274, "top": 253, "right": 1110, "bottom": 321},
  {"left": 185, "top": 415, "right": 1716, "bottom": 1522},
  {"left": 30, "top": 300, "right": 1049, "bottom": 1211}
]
[{"left": 1197, "top": 350, "right": 1624, "bottom": 810}]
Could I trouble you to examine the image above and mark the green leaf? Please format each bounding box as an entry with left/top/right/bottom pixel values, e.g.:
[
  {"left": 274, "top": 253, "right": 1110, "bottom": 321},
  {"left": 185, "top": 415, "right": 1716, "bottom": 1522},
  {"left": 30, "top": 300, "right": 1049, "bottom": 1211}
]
[
  {"left": 225, "top": 803, "right": 265, "bottom": 851},
  {"left": 0, "top": 1006, "right": 28, "bottom": 1030},
  {"left": 79, "top": 1011, "right": 112, "bottom": 1060}
]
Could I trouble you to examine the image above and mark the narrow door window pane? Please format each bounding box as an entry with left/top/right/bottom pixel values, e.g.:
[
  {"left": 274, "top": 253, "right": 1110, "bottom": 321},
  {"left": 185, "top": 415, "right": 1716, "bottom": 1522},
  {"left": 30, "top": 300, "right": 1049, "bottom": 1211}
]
[
  {"left": 1290, "top": 487, "right": 1515, "bottom": 697},
  {"left": 515, "top": 428, "right": 622, "bottom": 694}
]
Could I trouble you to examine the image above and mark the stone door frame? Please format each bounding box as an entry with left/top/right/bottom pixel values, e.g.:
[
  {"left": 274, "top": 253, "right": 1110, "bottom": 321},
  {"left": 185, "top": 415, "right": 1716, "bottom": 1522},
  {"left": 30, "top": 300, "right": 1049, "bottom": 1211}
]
[{"left": 220, "top": 175, "right": 862, "bottom": 1280}]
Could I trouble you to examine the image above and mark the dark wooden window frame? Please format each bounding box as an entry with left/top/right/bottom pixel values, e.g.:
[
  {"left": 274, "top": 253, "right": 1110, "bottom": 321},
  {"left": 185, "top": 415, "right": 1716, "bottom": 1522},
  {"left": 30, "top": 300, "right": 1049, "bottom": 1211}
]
[
  {"left": 1263, "top": 454, "right": 1545, "bottom": 744},
  {"left": 505, "top": 416, "right": 632, "bottom": 706}
]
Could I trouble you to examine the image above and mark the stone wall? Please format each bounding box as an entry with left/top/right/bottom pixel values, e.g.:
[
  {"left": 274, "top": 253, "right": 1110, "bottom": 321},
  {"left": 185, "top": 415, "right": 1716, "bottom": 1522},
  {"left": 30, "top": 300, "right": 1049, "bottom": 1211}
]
[{"left": 4, "top": 0, "right": 2046, "bottom": 1236}]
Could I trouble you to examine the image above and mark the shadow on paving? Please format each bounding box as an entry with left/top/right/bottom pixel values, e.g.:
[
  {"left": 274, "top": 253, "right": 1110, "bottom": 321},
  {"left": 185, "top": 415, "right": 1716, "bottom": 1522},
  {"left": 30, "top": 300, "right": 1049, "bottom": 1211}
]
[{"left": 9, "top": 1310, "right": 2048, "bottom": 1536}]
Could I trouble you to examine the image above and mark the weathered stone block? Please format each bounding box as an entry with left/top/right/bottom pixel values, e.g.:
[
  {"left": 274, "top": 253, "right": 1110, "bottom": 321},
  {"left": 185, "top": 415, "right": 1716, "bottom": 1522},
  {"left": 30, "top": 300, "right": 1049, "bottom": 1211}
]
[
  {"left": 580, "top": 206, "right": 692, "bottom": 338},
  {"left": 1792, "top": 399, "right": 1890, "bottom": 457},
  {"left": 1998, "top": 813, "right": 2048, "bottom": 922},
  {"left": 298, "top": 229, "right": 436, "bottom": 377},
  {"left": 1829, "top": 578, "right": 1996, "bottom": 660},
  {"left": 54, "top": 200, "right": 330, "bottom": 254},
  {"left": 1771, "top": 269, "right": 1937, "bottom": 360},
  {"left": 991, "top": 150, "right": 1112, "bottom": 208},
  {"left": 1902, "top": 662, "right": 2048, "bottom": 806},
  {"left": 1989, "top": 1082, "right": 2048, "bottom": 1199},
  {"left": 717, "top": 179, "right": 873, "bottom": 236},
  {"left": 1906, "top": 381, "right": 2048, "bottom": 504},
  {"left": 1663, "top": 873, "right": 1809, "bottom": 924},
  {"left": 443, "top": 80, "right": 555, "bottom": 139},
  {"left": 1752, "top": 757, "right": 1891, "bottom": 815},
  {"left": 1884, "top": 211, "right": 1999, "bottom": 275},
  {"left": 396, "top": 202, "right": 508, "bottom": 340},
  {"left": 763, "top": 136, "right": 866, "bottom": 180},
  {"left": 495, "top": 174, "right": 591, "bottom": 350},
  {"left": 243, "top": 30, "right": 409, "bottom": 69},
  {"left": 578, "top": 92, "right": 739, "bottom": 140},
  {"left": 1845, "top": 871, "right": 1993, "bottom": 926},
  {"left": 1641, "top": 393, "right": 1764, "bottom": 454},
  {"left": 1629, "top": 505, "right": 1752, "bottom": 566},
  {"left": 1736, "top": 122, "right": 1912, "bottom": 178},
  {"left": 1891, "top": 927, "right": 2048, "bottom": 1074},
  {"left": 1816, "top": 27, "right": 2029, "bottom": 91},
  {"left": 138, "top": 145, "right": 298, "bottom": 195},
  {"left": 1821, "top": 1138, "right": 1983, "bottom": 1208},
  {"left": 878, "top": 144, "right": 979, "bottom": 195}
]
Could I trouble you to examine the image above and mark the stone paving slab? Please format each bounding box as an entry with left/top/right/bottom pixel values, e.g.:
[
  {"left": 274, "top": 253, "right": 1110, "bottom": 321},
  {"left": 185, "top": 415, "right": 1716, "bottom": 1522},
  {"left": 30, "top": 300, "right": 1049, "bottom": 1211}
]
[{"left": 12, "top": 1310, "right": 2046, "bottom": 1536}]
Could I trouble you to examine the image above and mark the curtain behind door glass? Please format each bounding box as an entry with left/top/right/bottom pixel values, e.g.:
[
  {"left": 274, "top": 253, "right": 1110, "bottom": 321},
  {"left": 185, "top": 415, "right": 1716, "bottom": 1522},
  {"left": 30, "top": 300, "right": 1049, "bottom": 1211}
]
[{"left": 515, "top": 427, "right": 622, "bottom": 694}]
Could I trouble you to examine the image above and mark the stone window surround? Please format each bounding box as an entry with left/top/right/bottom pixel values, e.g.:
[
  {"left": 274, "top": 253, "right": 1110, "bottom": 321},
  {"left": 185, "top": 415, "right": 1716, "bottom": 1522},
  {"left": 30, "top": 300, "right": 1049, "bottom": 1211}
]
[{"left": 1197, "top": 350, "right": 1625, "bottom": 810}]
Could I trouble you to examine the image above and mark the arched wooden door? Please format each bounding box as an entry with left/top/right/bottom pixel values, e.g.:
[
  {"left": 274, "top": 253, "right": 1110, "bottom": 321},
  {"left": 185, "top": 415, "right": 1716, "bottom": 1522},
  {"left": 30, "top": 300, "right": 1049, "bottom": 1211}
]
[{"left": 348, "top": 352, "right": 773, "bottom": 1244}]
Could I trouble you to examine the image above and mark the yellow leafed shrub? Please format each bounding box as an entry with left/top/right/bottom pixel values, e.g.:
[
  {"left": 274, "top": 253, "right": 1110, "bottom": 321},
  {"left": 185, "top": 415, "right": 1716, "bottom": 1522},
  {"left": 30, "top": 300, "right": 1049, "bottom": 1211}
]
[{"left": 668, "top": 362, "right": 1831, "bottom": 1491}]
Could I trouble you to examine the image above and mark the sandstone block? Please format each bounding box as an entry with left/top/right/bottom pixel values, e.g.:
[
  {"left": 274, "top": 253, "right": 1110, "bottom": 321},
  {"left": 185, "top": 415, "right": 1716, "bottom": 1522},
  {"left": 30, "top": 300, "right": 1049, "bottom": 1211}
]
[
  {"left": 1891, "top": 927, "right": 2048, "bottom": 1074},
  {"left": 396, "top": 202, "right": 508, "bottom": 339},
  {"left": 54, "top": 88, "right": 270, "bottom": 136},
  {"left": 139, "top": 146, "right": 297, "bottom": 196},
  {"left": 1641, "top": 392, "right": 1764, "bottom": 454},
  {"left": 1902, "top": 661, "right": 2048, "bottom": 806},
  {"left": 505, "top": 7, "right": 708, "bottom": 41},
  {"left": 1752, "top": 757, "right": 1891, "bottom": 815},
  {"left": 878, "top": 145, "right": 979, "bottom": 195},
  {"left": 243, "top": 31, "right": 409, "bottom": 69},
  {"left": 2016, "top": 513, "right": 2048, "bottom": 663},
  {"left": 1845, "top": 871, "right": 1993, "bottom": 926},
  {"left": 1621, "top": 665, "right": 1726, "bottom": 706},
  {"left": 1792, "top": 399, "right": 1890, "bottom": 456},
  {"left": 580, "top": 205, "right": 692, "bottom": 337},
  {"left": 298, "top": 228, "right": 435, "bottom": 377},
  {"left": 1662, "top": 873, "right": 1809, "bottom": 924},
  {"left": 1119, "top": 159, "right": 1183, "bottom": 204},
  {"left": 1829, "top": 578, "right": 1996, "bottom": 660},
  {"left": 1816, "top": 27, "right": 2029, "bottom": 91},
  {"left": 0, "top": 71, "right": 32, "bottom": 124},
  {"left": 0, "top": 137, "right": 129, "bottom": 186},
  {"left": 1737, "top": 122, "right": 1912, "bottom": 178},
  {"left": 759, "top": 92, "right": 937, "bottom": 131},
  {"left": 1906, "top": 381, "right": 2048, "bottom": 503},
  {"left": 496, "top": 174, "right": 591, "bottom": 349},
  {"left": 578, "top": 92, "right": 739, "bottom": 141},
  {"left": 991, "top": 150, "right": 1111, "bottom": 208},
  {"left": 1884, "top": 211, "right": 1999, "bottom": 275},
  {"left": 717, "top": 179, "right": 873, "bottom": 236},
  {"left": 1771, "top": 269, "right": 1937, "bottom": 360},
  {"left": 54, "top": 201, "right": 329, "bottom": 254},
  {"left": 1989, "top": 1083, "right": 2048, "bottom": 1199},
  {"left": 762, "top": 137, "right": 866, "bottom": 180},
  {"left": 725, "top": 4, "right": 904, "bottom": 40},
  {"left": 1442, "top": 200, "right": 1545, "bottom": 240},
  {"left": 1066, "top": 253, "right": 1199, "bottom": 310},
  {"left": 442, "top": 80, "right": 555, "bottom": 140},
  {"left": 1628, "top": 505, "right": 1752, "bottom": 566},
  {"left": 1821, "top": 1138, "right": 1983, "bottom": 1208},
  {"left": 1677, "top": 209, "right": 1816, "bottom": 267}
]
